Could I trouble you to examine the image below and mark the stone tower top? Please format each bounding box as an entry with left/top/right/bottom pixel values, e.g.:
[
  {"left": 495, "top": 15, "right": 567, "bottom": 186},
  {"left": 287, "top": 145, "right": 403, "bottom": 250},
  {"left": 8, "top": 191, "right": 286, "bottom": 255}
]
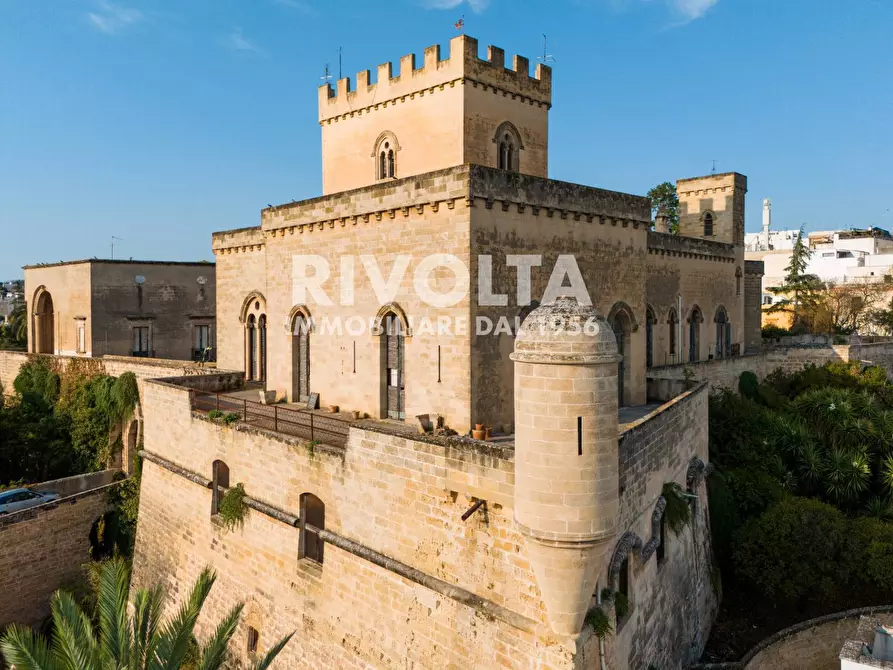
[
  {"left": 676, "top": 172, "right": 748, "bottom": 246},
  {"left": 317, "top": 35, "right": 552, "bottom": 194}
]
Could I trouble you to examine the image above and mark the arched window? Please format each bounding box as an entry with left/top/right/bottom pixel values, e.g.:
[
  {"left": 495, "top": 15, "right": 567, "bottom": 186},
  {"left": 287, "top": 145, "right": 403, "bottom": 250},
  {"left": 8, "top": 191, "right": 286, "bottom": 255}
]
[
  {"left": 703, "top": 212, "right": 714, "bottom": 237},
  {"left": 32, "top": 287, "right": 55, "bottom": 354},
  {"left": 493, "top": 121, "right": 523, "bottom": 172},
  {"left": 299, "top": 493, "right": 325, "bottom": 564},
  {"left": 668, "top": 307, "right": 679, "bottom": 364},
  {"left": 211, "top": 460, "right": 230, "bottom": 515},
  {"left": 241, "top": 294, "right": 267, "bottom": 383},
  {"left": 645, "top": 306, "right": 656, "bottom": 369},
  {"left": 688, "top": 306, "right": 703, "bottom": 363},
  {"left": 373, "top": 132, "right": 400, "bottom": 180},
  {"left": 715, "top": 306, "right": 731, "bottom": 359},
  {"left": 608, "top": 302, "right": 637, "bottom": 407},
  {"left": 289, "top": 307, "right": 312, "bottom": 402}
]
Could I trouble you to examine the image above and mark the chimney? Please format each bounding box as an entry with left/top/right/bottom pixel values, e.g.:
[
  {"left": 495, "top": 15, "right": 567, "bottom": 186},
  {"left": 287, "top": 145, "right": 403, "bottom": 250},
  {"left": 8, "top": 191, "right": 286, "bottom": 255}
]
[{"left": 654, "top": 208, "right": 669, "bottom": 234}]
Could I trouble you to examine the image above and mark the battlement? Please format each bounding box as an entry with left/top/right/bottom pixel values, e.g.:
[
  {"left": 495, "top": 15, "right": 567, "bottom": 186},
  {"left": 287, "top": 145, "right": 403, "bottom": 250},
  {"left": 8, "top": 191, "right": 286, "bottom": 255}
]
[{"left": 318, "top": 35, "right": 552, "bottom": 122}]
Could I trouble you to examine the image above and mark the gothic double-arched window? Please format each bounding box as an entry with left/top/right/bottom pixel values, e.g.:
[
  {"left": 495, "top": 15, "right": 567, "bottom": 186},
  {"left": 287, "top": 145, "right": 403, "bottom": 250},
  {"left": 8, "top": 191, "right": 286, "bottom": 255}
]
[
  {"left": 703, "top": 212, "right": 715, "bottom": 237},
  {"left": 373, "top": 132, "right": 399, "bottom": 180},
  {"left": 493, "top": 121, "right": 523, "bottom": 172}
]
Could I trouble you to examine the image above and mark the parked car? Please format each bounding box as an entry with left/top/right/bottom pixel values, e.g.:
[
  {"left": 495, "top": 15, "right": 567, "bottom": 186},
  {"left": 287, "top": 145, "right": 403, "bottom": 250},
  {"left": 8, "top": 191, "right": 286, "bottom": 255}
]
[{"left": 0, "top": 488, "right": 60, "bottom": 514}]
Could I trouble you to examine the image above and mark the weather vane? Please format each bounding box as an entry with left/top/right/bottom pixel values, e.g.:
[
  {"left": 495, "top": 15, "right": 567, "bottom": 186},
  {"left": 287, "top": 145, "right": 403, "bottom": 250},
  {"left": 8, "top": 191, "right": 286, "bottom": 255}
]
[
  {"left": 321, "top": 64, "right": 332, "bottom": 85},
  {"left": 538, "top": 34, "right": 556, "bottom": 66}
]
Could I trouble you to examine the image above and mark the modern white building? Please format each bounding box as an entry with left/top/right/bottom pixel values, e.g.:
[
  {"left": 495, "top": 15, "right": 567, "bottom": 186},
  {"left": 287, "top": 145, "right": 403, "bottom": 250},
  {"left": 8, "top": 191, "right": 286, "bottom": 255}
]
[
  {"left": 744, "top": 198, "right": 893, "bottom": 305},
  {"left": 840, "top": 618, "right": 893, "bottom": 669}
]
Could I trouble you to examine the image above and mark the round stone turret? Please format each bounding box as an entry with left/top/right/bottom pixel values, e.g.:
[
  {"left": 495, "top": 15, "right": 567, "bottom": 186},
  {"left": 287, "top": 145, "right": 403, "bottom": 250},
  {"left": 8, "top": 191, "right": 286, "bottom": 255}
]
[{"left": 510, "top": 296, "right": 621, "bottom": 636}]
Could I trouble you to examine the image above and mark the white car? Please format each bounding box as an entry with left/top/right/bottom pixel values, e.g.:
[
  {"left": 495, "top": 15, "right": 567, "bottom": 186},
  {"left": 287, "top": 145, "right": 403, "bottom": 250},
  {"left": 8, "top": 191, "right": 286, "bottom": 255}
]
[{"left": 0, "top": 488, "right": 60, "bottom": 514}]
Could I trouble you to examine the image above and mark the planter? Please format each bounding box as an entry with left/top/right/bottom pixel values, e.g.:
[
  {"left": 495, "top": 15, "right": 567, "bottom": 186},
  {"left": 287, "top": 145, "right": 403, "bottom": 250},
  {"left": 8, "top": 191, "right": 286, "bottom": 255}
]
[
  {"left": 484, "top": 426, "right": 492, "bottom": 441},
  {"left": 351, "top": 410, "right": 361, "bottom": 420},
  {"left": 472, "top": 429, "right": 485, "bottom": 441},
  {"left": 327, "top": 405, "right": 340, "bottom": 413},
  {"left": 475, "top": 423, "right": 484, "bottom": 431}
]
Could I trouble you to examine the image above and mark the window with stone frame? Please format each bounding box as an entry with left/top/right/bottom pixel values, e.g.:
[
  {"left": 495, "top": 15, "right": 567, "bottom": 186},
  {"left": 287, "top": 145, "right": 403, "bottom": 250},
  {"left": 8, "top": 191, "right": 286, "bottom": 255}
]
[
  {"left": 493, "top": 121, "right": 523, "bottom": 172},
  {"left": 299, "top": 493, "right": 325, "bottom": 564},
  {"left": 132, "top": 326, "right": 150, "bottom": 357},
  {"left": 247, "top": 627, "right": 259, "bottom": 654},
  {"left": 703, "top": 212, "right": 715, "bottom": 237},
  {"left": 211, "top": 460, "right": 230, "bottom": 516}
]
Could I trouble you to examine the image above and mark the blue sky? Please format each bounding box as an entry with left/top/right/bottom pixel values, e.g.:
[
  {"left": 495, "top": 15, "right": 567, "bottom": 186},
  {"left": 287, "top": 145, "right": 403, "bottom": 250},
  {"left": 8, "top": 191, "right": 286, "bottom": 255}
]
[{"left": 1, "top": 0, "right": 891, "bottom": 279}]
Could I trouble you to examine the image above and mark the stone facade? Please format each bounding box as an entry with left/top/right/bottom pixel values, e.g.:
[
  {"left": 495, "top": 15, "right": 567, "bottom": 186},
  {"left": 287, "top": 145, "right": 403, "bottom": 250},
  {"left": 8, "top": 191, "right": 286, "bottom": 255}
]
[
  {"left": 23, "top": 260, "right": 216, "bottom": 361},
  {"left": 0, "top": 475, "right": 118, "bottom": 628},
  {"left": 131, "top": 363, "right": 713, "bottom": 669}
]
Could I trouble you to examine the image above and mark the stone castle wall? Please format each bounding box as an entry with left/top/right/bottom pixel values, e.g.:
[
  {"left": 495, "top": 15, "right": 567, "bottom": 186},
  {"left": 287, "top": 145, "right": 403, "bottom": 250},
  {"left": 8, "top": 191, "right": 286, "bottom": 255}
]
[
  {"left": 646, "top": 232, "right": 745, "bottom": 368},
  {"left": 0, "top": 479, "right": 116, "bottom": 628},
  {"left": 131, "top": 372, "right": 714, "bottom": 669},
  {"left": 743, "top": 261, "right": 764, "bottom": 353}
]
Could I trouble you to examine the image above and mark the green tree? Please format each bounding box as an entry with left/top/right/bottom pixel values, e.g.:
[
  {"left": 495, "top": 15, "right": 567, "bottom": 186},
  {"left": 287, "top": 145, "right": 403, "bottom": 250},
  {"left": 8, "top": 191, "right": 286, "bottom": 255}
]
[
  {"left": 647, "top": 182, "right": 679, "bottom": 234},
  {"left": 870, "top": 297, "right": 893, "bottom": 335},
  {"left": 767, "top": 225, "right": 823, "bottom": 331},
  {"left": 2, "top": 298, "right": 28, "bottom": 348},
  {"left": 0, "top": 559, "right": 293, "bottom": 670}
]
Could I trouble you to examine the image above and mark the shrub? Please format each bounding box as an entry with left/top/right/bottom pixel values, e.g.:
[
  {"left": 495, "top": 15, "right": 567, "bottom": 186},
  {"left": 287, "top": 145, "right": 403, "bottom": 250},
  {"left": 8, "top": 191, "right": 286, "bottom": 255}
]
[
  {"left": 218, "top": 483, "right": 249, "bottom": 531},
  {"left": 13, "top": 357, "right": 60, "bottom": 406},
  {"left": 733, "top": 497, "right": 850, "bottom": 602},
  {"left": 738, "top": 371, "right": 760, "bottom": 402},
  {"left": 222, "top": 412, "right": 240, "bottom": 425},
  {"left": 661, "top": 482, "right": 691, "bottom": 534},
  {"left": 207, "top": 409, "right": 224, "bottom": 420},
  {"left": 849, "top": 518, "right": 893, "bottom": 596},
  {"left": 585, "top": 607, "right": 612, "bottom": 638},
  {"left": 761, "top": 325, "right": 790, "bottom": 339}
]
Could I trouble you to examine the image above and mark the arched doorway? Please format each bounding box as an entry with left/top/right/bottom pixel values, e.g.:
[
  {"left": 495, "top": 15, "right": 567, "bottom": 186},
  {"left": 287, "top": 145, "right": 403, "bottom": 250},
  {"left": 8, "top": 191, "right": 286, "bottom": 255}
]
[
  {"left": 645, "top": 306, "right": 656, "bottom": 369},
  {"left": 608, "top": 302, "right": 636, "bottom": 407},
  {"left": 377, "top": 305, "right": 408, "bottom": 421},
  {"left": 290, "top": 308, "right": 311, "bottom": 402},
  {"left": 668, "top": 307, "right": 679, "bottom": 364},
  {"left": 33, "top": 288, "right": 55, "bottom": 354},
  {"left": 241, "top": 294, "right": 267, "bottom": 384},
  {"left": 715, "top": 306, "right": 731, "bottom": 359},
  {"left": 689, "top": 306, "right": 703, "bottom": 363}
]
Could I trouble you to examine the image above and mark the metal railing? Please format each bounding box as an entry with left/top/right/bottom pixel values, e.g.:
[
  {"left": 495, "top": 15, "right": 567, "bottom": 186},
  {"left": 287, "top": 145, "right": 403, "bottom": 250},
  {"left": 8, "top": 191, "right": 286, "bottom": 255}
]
[{"left": 191, "top": 391, "right": 352, "bottom": 448}]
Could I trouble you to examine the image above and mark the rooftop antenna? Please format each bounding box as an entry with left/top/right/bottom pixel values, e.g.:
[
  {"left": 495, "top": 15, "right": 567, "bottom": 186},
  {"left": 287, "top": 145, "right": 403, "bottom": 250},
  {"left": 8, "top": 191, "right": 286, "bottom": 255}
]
[
  {"left": 711, "top": 159, "right": 718, "bottom": 174},
  {"left": 110, "top": 236, "right": 124, "bottom": 260},
  {"left": 321, "top": 63, "right": 332, "bottom": 86},
  {"left": 338, "top": 46, "right": 343, "bottom": 80},
  {"left": 538, "top": 34, "right": 556, "bottom": 66}
]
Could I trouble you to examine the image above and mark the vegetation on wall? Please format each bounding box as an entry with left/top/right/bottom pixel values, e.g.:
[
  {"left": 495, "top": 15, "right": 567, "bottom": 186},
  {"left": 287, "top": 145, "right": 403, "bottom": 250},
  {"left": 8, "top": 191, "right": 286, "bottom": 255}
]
[
  {"left": 661, "top": 483, "right": 692, "bottom": 534},
  {"left": 218, "top": 483, "right": 249, "bottom": 531},
  {"left": 705, "top": 361, "right": 893, "bottom": 661},
  {"left": 0, "top": 359, "right": 139, "bottom": 487},
  {"left": 0, "top": 295, "right": 27, "bottom": 350},
  {"left": 0, "top": 558, "right": 294, "bottom": 670}
]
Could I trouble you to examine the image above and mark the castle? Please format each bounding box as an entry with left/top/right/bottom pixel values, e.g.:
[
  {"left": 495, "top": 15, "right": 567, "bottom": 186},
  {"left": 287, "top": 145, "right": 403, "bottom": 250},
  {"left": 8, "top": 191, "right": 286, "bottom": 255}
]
[{"left": 129, "top": 35, "right": 765, "bottom": 669}]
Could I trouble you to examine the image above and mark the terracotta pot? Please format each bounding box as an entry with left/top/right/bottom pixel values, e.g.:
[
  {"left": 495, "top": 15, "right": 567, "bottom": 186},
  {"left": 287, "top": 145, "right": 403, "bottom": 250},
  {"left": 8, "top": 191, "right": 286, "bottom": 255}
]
[
  {"left": 327, "top": 404, "right": 339, "bottom": 413},
  {"left": 484, "top": 426, "right": 492, "bottom": 440},
  {"left": 475, "top": 423, "right": 484, "bottom": 431},
  {"left": 351, "top": 410, "right": 361, "bottom": 420},
  {"left": 472, "top": 429, "right": 485, "bottom": 440}
]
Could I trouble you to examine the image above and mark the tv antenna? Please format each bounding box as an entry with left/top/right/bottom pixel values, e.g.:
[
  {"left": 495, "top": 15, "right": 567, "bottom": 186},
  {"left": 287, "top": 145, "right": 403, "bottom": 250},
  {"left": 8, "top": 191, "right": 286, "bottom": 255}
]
[
  {"left": 338, "top": 46, "right": 343, "bottom": 80},
  {"left": 711, "top": 159, "right": 718, "bottom": 174},
  {"left": 321, "top": 64, "right": 332, "bottom": 85},
  {"left": 110, "top": 236, "right": 124, "bottom": 260},
  {"left": 538, "top": 34, "right": 556, "bottom": 67}
]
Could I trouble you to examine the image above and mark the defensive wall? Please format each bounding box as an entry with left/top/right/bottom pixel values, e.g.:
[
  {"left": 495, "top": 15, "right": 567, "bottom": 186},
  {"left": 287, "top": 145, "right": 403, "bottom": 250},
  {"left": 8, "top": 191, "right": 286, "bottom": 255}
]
[
  {"left": 686, "top": 606, "right": 893, "bottom": 670},
  {"left": 646, "top": 341, "right": 893, "bottom": 401},
  {"left": 0, "top": 470, "right": 120, "bottom": 628},
  {"left": 130, "top": 373, "right": 712, "bottom": 669}
]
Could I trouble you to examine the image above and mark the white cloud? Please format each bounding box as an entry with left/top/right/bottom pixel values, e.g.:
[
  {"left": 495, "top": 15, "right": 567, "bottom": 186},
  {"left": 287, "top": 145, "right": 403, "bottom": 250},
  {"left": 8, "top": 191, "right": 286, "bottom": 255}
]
[
  {"left": 225, "top": 29, "right": 266, "bottom": 56},
  {"left": 87, "top": 1, "right": 142, "bottom": 34},
  {"left": 272, "top": 0, "right": 314, "bottom": 13},
  {"left": 671, "top": 0, "right": 718, "bottom": 20},
  {"left": 418, "top": 0, "right": 490, "bottom": 14}
]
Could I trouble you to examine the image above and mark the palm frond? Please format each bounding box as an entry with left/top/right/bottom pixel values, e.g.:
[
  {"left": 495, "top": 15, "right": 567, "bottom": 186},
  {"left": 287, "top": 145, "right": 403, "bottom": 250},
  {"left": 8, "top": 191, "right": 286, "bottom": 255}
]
[
  {"left": 150, "top": 567, "right": 217, "bottom": 670},
  {"left": 250, "top": 632, "right": 295, "bottom": 670},
  {"left": 0, "top": 624, "right": 59, "bottom": 670},
  {"left": 130, "top": 585, "right": 165, "bottom": 670},
  {"left": 195, "top": 604, "right": 243, "bottom": 670},
  {"left": 863, "top": 496, "right": 893, "bottom": 521},
  {"left": 98, "top": 557, "right": 132, "bottom": 667},
  {"left": 50, "top": 590, "right": 100, "bottom": 670}
]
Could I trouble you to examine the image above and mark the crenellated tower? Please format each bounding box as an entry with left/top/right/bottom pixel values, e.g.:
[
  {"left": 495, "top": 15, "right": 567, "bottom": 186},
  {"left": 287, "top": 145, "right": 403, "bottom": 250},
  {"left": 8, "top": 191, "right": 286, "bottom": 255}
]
[
  {"left": 510, "top": 296, "right": 620, "bottom": 636},
  {"left": 677, "top": 172, "right": 748, "bottom": 246},
  {"left": 318, "top": 35, "right": 551, "bottom": 194}
]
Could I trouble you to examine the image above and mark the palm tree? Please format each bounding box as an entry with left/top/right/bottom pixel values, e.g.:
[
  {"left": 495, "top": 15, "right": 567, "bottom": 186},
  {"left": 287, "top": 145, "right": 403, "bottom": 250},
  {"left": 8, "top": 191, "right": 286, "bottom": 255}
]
[
  {"left": 0, "top": 559, "right": 292, "bottom": 670},
  {"left": 6, "top": 299, "right": 27, "bottom": 344}
]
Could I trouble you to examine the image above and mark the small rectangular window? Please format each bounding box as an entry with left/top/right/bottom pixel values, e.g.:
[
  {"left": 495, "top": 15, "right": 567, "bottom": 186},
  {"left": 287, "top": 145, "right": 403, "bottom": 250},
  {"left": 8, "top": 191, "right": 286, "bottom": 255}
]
[
  {"left": 247, "top": 627, "right": 259, "bottom": 654},
  {"left": 132, "top": 327, "right": 150, "bottom": 357},
  {"left": 657, "top": 517, "right": 667, "bottom": 565},
  {"left": 77, "top": 324, "right": 86, "bottom": 353},
  {"left": 194, "top": 325, "right": 211, "bottom": 360}
]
